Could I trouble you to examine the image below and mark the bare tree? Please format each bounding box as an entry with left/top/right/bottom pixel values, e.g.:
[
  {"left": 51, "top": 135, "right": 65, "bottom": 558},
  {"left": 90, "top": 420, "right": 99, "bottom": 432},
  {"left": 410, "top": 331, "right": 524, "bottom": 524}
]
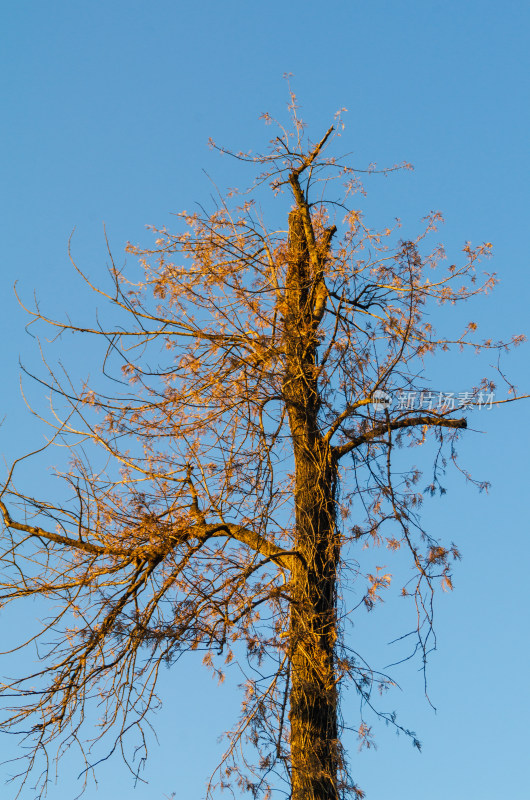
[{"left": 0, "top": 101, "right": 526, "bottom": 800}]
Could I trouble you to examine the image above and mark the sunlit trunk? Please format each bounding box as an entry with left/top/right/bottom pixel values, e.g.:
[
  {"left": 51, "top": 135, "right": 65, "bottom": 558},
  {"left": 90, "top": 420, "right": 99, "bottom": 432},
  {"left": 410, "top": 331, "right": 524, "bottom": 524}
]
[
  {"left": 289, "top": 447, "right": 340, "bottom": 800},
  {"left": 284, "top": 208, "right": 340, "bottom": 799}
]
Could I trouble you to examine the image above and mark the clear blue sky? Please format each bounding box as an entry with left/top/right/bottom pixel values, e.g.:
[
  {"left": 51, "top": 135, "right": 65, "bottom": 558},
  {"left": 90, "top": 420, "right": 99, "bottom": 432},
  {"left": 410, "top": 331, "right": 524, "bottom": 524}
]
[{"left": 1, "top": 1, "right": 529, "bottom": 798}]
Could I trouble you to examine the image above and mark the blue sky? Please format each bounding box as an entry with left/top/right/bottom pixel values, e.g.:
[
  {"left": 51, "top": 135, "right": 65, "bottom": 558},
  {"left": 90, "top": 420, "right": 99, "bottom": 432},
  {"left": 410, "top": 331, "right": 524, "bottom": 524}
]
[{"left": 0, "top": 1, "right": 529, "bottom": 798}]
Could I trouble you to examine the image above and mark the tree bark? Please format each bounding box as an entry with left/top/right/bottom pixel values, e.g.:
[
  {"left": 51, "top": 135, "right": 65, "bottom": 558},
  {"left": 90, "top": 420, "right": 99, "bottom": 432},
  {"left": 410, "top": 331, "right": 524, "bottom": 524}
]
[
  {"left": 289, "top": 447, "right": 339, "bottom": 800},
  {"left": 283, "top": 209, "right": 340, "bottom": 800}
]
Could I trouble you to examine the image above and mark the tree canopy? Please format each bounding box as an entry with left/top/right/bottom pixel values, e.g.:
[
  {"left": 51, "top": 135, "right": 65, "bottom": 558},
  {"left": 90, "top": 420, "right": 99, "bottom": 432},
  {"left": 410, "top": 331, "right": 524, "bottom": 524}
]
[{"left": 0, "top": 100, "right": 525, "bottom": 800}]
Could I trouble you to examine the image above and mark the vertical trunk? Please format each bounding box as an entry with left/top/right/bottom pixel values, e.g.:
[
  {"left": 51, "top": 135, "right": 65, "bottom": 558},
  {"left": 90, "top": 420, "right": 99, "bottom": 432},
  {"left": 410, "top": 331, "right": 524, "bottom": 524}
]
[
  {"left": 289, "top": 449, "right": 339, "bottom": 800},
  {"left": 283, "top": 209, "right": 340, "bottom": 800}
]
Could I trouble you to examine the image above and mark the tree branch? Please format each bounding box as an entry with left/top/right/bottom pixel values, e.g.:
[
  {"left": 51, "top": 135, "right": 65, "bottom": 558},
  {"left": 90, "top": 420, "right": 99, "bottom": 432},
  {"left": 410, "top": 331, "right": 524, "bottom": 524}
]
[
  {"left": 205, "top": 524, "right": 294, "bottom": 567},
  {"left": 332, "top": 415, "right": 468, "bottom": 459},
  {"left": 288, "top": 126, "right": 335, "bottom": 275},
  {"left": 0, "top": 498, "right": 122, "bottom": 557},
  {"left": 290, "top": 126, "right": 334, "bottom": 180},
  {"left": 0, "top": 498, "right": 294, "bottom": 568}
]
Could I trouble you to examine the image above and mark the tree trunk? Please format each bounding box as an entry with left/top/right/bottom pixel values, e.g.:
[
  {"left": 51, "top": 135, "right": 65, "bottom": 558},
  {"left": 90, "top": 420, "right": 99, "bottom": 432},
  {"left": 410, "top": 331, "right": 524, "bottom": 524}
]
[
  {"left": 283, "top": 209, "right": 340, "bottom": 799},
  {"left": 289, "top": 447, "right": 339, "bottom": 800}
]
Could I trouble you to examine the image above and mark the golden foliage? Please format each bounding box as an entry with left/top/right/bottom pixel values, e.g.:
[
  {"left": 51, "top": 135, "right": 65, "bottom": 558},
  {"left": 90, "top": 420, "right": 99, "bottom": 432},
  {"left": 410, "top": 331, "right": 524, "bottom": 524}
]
[{"left": 0, "top": 100, "right": 525, "bottom": 800}]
